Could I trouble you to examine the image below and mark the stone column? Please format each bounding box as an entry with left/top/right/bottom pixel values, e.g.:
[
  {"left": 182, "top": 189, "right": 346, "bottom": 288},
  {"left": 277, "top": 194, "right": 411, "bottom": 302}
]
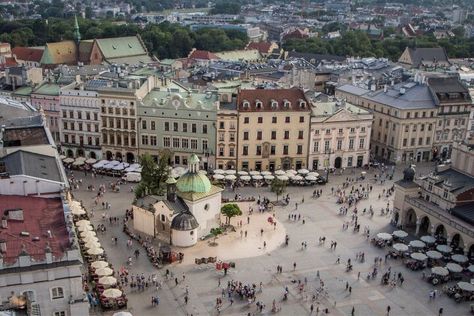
[
  {"left": 446, "top": 233, "right": 452, "bottom": 246},
  {"left": 464, "top": 246, "right": 469, "bottom": 256},
  {"left": 430, "top": 224, "right": 435, "bottom": 237},
  {"left": 415, "top": 217, "right": 421, "bottom": 236}
]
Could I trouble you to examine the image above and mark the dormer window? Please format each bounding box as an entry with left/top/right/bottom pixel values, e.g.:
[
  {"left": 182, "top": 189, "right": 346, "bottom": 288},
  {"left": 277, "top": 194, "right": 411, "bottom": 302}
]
[
  {"left": 256, "top": 99, "right": 263, "bottom": 109},
  {"left": 271, "top": 100, "right": 278, "bottom": 109},
  {"left": 284, "top": 100, "right": 291, "bottom": 108},
  {"left": 299, "top": 99, "right": 307, "bottom": 108},
  {"left": 243, "top": 100, "right": 250, "bottom": 109}
]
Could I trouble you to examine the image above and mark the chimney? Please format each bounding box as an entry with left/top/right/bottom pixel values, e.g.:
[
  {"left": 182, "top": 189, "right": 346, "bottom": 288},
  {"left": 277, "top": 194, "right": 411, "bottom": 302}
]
[
  {"left": 45, "top": 242, "right": 52, "bottom": 263},
  {"left": 47, "top": 230, "right": 52, "bottom": 238},
  {"left": 1, "top": 216, "right": 7, "bottom": 229}
]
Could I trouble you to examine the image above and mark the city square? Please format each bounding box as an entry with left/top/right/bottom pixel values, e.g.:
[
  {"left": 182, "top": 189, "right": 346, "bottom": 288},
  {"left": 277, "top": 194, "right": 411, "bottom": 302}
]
[{"left": 70, "top": 163, "right": 472, "bottom": 316}]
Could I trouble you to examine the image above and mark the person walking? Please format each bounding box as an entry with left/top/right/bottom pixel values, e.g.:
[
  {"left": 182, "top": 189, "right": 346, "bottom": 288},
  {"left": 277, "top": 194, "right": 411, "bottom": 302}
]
[
  {"left": 293, "top": 262, "right": 297, "bottom": 271},
  {"left": 386, "top": 305, "right": 391, "bottom": 316},
  {"left": 438, "top": 307, "right": 443, "bottom": 316},
  {"left": 351, "top": 306, "right": 355, "bottom": 316}
]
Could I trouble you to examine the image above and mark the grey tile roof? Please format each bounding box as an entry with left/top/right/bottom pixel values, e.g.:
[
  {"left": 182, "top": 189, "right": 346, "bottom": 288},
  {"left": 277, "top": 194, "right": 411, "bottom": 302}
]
[
  {"left": 364, "top": 84, "right": 436, "bottom": 109},
  {"left": 337, "top": 84, "right": 369, "bottom": 96},
  {"left": 427, "top": 77, "right": 469, "bottom": 94},
  {"left": 1, "top": 150, "right": 62, "bottom": 182},
  {"left": 433, "top": 169, "right": 474, "bottom": 194},
  {"left": 407, "top": 47, "right": 450, "bottom": 68}
]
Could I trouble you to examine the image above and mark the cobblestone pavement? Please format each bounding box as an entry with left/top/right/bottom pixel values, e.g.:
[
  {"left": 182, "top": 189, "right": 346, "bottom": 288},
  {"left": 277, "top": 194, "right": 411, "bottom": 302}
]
[{"left": 71, "top": 162, "right": 471, "bottom": 316}]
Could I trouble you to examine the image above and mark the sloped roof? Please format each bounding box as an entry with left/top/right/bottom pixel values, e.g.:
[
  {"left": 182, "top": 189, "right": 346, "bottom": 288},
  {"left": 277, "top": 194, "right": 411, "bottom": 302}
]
[
  {"left": 2, "top": 126, "right": 49, "bottom": 147},
  {"left": 188, "top": 49, "right": 220, "bottom": 60},
  {"left": 78, "top": 40, "right": 94, "bottom": 62},
  {"left": 171, "top": 211, "right": 199, "bottom": 231},
  {"left": 246, "top": 41, "right": 273, "bottom": 54},
  {"left": 237, "top": 88, "right": 310, "bottom": 112},
  {"left": 287, "top": 51, "right": 345, "bottom": 63},
  {"left": 96, "top": 36, "right": 149, "bottom": 59},
  {"left": 1, "top": 150, "right": 62, "bottom": 182},
  {"left": 177, "top": 185, "right": 223, "bottom": 202},
  {"left": 215, "top": 49, "right": 261, "bottom": 62},
  {"left": 33, "top": 83, "right": 60, "bottom": 96},
  {"left": 40, "top": 41, "right": 77, "bottom": 65},
  {"left": 405, "top": 47, "right": 450, "bottom": 67},
  {"left": 12, "top": 47, "right": 44, "bottom": 63}
]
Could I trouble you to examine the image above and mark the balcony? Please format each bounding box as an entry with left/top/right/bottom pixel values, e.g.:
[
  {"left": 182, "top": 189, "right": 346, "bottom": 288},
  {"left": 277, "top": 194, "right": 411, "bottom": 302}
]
[{"left": 405, "top": 196, "right": 474, "bottom": 238}]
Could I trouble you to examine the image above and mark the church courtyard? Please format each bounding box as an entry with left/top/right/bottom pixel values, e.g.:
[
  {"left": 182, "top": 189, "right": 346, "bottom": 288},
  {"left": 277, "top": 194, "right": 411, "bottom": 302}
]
[{"left": 72, "top": 162, "right": 472, "bottom": 316}]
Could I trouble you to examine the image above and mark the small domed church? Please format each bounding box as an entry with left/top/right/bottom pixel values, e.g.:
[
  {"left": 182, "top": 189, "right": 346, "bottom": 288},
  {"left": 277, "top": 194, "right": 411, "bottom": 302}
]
[{"left": 132, "top": 154, "right": 223, "bottom": 247}]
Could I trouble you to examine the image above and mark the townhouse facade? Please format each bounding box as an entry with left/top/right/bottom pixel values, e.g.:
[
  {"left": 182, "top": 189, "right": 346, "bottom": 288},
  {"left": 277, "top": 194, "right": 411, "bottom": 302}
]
[
  {"left": 30, "top": 83, "right": 61, "bottom": 143},
  {"left": 138, "top": 89, "right": 218, "bottom": 169},
  {"left": 215, "top": 99, "right": 238, "bottom": 170},
  {"left": 309, "top": 100, "right": 373, "bottom": 170},
  {"left": 236, "top": 88, "right": 311, "bottom": 171},
  {"left": 59, "top": 82, "right": 102, "bottom": 159},
  {"left": 336, "top": 75, "right": 472, "bottom": 164}
]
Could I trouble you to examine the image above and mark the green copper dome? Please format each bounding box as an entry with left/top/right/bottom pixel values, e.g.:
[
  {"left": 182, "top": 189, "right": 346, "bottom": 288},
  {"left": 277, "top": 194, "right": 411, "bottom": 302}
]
[{"left": 176, "top": 154, "right": 211, "bottom": 193}]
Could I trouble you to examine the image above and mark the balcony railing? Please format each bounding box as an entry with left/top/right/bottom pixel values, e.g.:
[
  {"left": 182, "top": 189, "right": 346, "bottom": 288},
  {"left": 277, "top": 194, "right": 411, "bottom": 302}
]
[{"left": 405, "top": 196, "right": 474, "bottom": 238}]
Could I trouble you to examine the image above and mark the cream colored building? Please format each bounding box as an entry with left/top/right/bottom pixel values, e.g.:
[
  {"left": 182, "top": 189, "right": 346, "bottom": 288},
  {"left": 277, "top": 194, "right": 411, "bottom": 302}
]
[
  {"left": 236, "top": 88, "right": 311, "bottom": 171},
  {"left": 309, "top": 100, "right": 372, "bottom": 170},
  {"left": 336, "top": 76, "right": 472, "bottom": 163},
  {"left": 216, "top": 99, "right": 238, "bottom": 170}
]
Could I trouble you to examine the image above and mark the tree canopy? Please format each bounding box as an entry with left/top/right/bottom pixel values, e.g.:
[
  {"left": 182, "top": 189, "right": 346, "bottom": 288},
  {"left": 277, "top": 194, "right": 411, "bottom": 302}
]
[
  {"left": 210, "top": 1, "right": 241, "bottom": 15},
  {"left": 271, "top": 179, "right": 287, "bottom": 201},
  {"left": 134, "top": 153, "right": 169, "bottom": 198},
  {"left": 221, "top": 203, "right": 242, "bottom": 225}
]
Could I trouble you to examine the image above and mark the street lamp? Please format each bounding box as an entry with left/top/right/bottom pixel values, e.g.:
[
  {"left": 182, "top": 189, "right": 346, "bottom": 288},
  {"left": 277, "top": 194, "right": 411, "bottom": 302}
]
[{"left": 324, "top": 149, "right": 334, "bottom": 182}]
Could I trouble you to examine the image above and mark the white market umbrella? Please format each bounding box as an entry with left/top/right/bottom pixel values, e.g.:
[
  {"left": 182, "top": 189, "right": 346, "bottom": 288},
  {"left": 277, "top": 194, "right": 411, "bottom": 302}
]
[
  {"left": 71, "top": 207, "right": 86, "bottom": 216},
  {"left": 76, "top": 157, "right": 86, "bottom": 161},
  {"left": 409, "top": 240, "right": 426, "bottom": 249},
  {"left": 63, "top": 158, "right": 74, "bottom": 164},
  {"left": 451, "top": 254, "right": 468, "bottom": 264},
  {"left": 238, "top": 171, "right": 248, "bottom": 176},
  {"left": 102, "top": 288, "right": 122, "bottom": 298},
  {"left": 392, "top": 230, "right": 408, "bottom": 238},
  {"left": 72, "top": 160, "right": 85, "bottom": 166},
  {"left": 109, "top": 160, "right": 120, "bottom": 166},
  {"left": 457, "top": 281, "right": 474, "bottom": 292},
  {"left": 82, "top": 235, "right": 99, "bottom": 243},
  {"left": 91, "top": 261, "right": 109, "bottom": 269},
  {"left": 80, "top": 231, "right": 97, "bottom": 238},
  {"left": 213, "top": 169, "right": 225, "bottom": 174},
  {"left": 95, "top": 267, "right": 114, "bottom": 276},
  {"left": 87, "top": 247, "right": 104, "bottom": 256},
  {"left": 213, "top": 174, "right": 225, "bottom": 180},
  {"left": 446, "top": 263, "right": 463, "bottom": 273},
  {"left": 410, "top": 252, "right": 428, "bottom": 261},
  {"left": 261, "top": 171, "right": 272, "bottom": 176},
  {"left": 468, "top": 265, "right": 474, "bottom": 273},
  {"left": 431, "top": 266, "right": 449, "bottom": 277},
  {"left": 93, "top": 160, "right": 108, "bottom": 168},
  {"left": 426, "top": 250, "right": 443, "bottom": 260},
  {"left": 307, "top": 172, "right": 319, "bottom": 177},
  {"left": 113, "top": 312, "right": 133, "bottom": 316},
  {"left": 225, "top": 169, "right": 237, "bottom": 175},
  {"left": 252, "top": 175, "right": 263, "bottom": 180},
  {"left": 377, "top": 233, "right": 393, "bottom": 241},
  {"left": 298, "top": 169, "right": 309, "bottom": 175},
  {"left": 77, "top": 225, "right": 93, "bottom": 232},
  {"left": 286, "top": 169, "right": 297, "bottom": 175},
  {"left": 102, "top": 163, "right": 114, "bottom": 170},
  {"left": 85, "top": 158, "right": 97, "bottom": 164},
  {"left": 249, "top": 171, "right": 261, "bottom": 176},
  {"left": 112, "top": 163, "right": 125, "bottom": 171},
  {"left": 264, "top": 175, "right": 275, "bottom": 180},
  {"left": 274, "top": 170, "right": 286, "bottom": 175},
  {"left": 420, "top": 235, "right": 436, "bottom": 244},
  {"left": 225, "top": 175, "right": 237, "bottom": 181},
  {"left": 277, "top": 175, "right": 289, "bottom": 181},
  {"left": 393, "top": 243, "right": 408, "bottom": 252},
  {"left": 436, "top": 244, "right": 453, "bottom": 254},
  {"left": 99, "top": 276, "right": 117, "bottom": 286},
  {"left": 85, "top": 241, "right": 101, "bottom": 249},
  {"left": 290, "top": 175, "right": 303, "bottom": 181},
  {"left": 59, "top": 155, "right": 66, "bottom": 159},
  {"left": 305, "top": 175, "right": 317, "bottom": 181},
  {"left": 240, "top": 175, "right": 251, "bottom": 181},
  {"left": 75, "top": 220, "right": 91, "bottom": 227}
]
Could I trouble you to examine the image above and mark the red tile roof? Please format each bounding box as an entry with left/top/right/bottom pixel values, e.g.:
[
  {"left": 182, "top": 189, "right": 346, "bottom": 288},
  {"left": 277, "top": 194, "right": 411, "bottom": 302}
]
[
  {"left": 283, "top": 29, "right": 309, "bottom": 40},
  {"left": 246, "top": 42, "right": 273, "bottom": 54},
  {"left": 12, "top": 47, "right": 44, "bottom": 63},
  {"left": 237, "top": 88, "right": 310, "bottom": 112},
  {"left": 0, "top": 195, "right": 70, "bottom": 265},
  {"left": 188, "top": 49, "right": 219, "bottom": 60}
]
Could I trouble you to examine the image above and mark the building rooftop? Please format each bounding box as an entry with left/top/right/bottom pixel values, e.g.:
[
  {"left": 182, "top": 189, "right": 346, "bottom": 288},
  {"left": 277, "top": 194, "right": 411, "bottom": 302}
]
[
  {"left": 365, "top": 83, "right": 436, "bottom": 110},
  {"left": 2, "top": 126, "right": 49, "bottom": 147},
  {"left": 311, "top": 101, "right": 370, "bottom": 117},
  {"left": 429, "top": 168, "right": 474, "bottom": 195},
  {"left": 33, "top": 83, "right": 60, "bottom": 96},
  {"left": 237, "top": 88, "right": 310, "bottom": 112},
  {"left": 11, "top": 47, "right": 44, "bottom": 63},
  {"left": 141, "top": 89, "right": 218, "bottom": 112},
  {"left": 0, "top": 195, "right": 70, "bottom": 265},
  {"left": 1, "top": 150, "right": 63, "bottom": 182},
  {"left": 215, "top": 49, "right": 262, "bottom": 62}
]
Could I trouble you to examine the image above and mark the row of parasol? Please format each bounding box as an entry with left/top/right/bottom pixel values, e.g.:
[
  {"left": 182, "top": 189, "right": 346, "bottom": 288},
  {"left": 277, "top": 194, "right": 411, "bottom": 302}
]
[
  {"left": 61, "top": 156, "right": 97, "bottom": 166},
  {"left": 212, "top": 169, "right": 320, "bottom": 182}
]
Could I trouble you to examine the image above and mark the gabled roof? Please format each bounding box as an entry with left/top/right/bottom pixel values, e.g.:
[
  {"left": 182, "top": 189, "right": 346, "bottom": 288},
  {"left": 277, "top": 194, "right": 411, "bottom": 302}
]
[
  {"left": 402, "top": 47, "right": 450, "bottom": 68},
  {"left": 40, "top": 41, "right": 77, "bottom": 65},
  {"left": 246, "top": 41, "right": 274, "bottom": 54},
  {"left": 237, "top": 88, "right": 311, "bottom": 112},
  {"left": 287, "top": 51, "right": 345, "bottom": 63},
  {"left": 95, "top": 36, "right": 149, "bottom": 60},
  {"left": 188, "top": 49, "right": 220, "bottom": 60},
  {"left": 12, "top": 47, "right": 44, "bottom": 63},
  {"left": 78, "top": 40, "right": 94, "bottom": 62},
  {"left": 32, "top": 83, "right": 60, "bottom": 96}
]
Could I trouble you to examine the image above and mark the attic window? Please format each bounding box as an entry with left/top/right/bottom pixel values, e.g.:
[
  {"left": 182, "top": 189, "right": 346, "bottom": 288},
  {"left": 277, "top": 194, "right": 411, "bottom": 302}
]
[
  {"left": 299, "top": 100, "right": 307, "bottom": 108},
  {"left": 284, "top": 100, "right": 291, "bottom": 108},
  {"left": 271, "top": 100, "right": 278, "bottom": 109},
  {"left": 256, "top": 100, "right": 262, "bottom": 109},
  {"left": 243, "top": 101, "right": 250, "bottom": 108}
]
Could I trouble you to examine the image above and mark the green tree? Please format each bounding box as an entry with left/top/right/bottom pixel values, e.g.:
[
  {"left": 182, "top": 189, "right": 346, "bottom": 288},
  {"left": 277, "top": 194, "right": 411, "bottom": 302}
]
[
  {"left": 210, "top": 1, "right": 241, "bottom": 15},
  {"left": 220, "top": 203, "right": 242, "bottom": 225},
  {"left": 271, "top": 179, "right": 286, "bottom": 202},
  {"left": 134, "top": 152, "right": 170, "bottom": 198}
]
